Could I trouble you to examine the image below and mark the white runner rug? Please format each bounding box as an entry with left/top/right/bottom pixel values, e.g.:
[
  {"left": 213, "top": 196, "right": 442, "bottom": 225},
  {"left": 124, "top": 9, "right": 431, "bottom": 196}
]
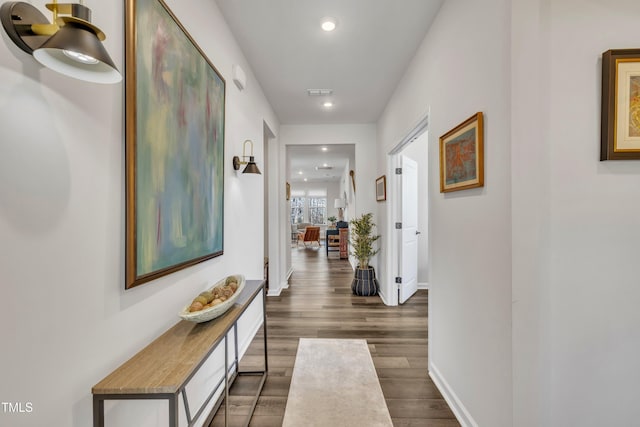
[{"left": 282, "top": 338, "right": 393, "bottom": 427}]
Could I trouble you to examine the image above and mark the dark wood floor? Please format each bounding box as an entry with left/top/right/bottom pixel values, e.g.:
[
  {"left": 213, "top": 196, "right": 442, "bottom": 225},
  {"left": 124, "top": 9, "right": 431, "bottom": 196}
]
[{"left": 210, "top": 246, "right": 459, "bottom": 426}]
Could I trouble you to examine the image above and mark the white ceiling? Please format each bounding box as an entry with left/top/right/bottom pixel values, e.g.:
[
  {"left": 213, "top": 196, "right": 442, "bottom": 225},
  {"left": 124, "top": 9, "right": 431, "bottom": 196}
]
[
  {"left": 214, "top": 0, "right": 444, "bottom": 181},
  {"left": 215, "top": 0, "right": 443, "bottom": 125}
]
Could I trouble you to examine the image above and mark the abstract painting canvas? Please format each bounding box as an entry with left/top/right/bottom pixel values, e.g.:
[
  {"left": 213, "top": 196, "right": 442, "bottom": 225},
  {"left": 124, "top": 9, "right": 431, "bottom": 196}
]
[
  {"left": 125, "top": 0, "right": 225, "bottom": 288},
  {"left": 439, "top": 112, "right": 484, "bottom": 193}
]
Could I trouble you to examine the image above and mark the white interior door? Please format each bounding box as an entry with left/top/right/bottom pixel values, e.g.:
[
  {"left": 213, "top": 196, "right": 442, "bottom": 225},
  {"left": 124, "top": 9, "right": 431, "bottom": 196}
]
[{"left": 399, "top": 155, "right": 419, "bottom": 304}]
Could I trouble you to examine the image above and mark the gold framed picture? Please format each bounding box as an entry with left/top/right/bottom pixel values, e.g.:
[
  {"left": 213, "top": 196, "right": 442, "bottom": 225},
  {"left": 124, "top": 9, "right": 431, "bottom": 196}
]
[
  {"left": 601, "top": 49, "right": 640, "bottom": 160},
  {"left": 376, "top": 175, "right": 386, "bottom": 201},
  {"left": 439, "top": 112, "right": 484, "bottom": 193},
  {"left": 125, "top": 0, "right": 225, "bottom": 288}
]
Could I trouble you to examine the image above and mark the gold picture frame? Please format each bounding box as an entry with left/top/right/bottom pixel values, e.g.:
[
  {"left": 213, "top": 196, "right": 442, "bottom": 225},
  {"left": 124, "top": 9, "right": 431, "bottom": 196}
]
[
  {"left": 376, "top": 175, "right": 386, "bottom": 201},
  {"left": 125, "top": 0, "right": 226, "bottom": 288},
  {"left": 439, "top": 112, "right": 484, "bottom": 193},
  {"left": 601, "top": 49, "right": 640, "bottom": 160}
]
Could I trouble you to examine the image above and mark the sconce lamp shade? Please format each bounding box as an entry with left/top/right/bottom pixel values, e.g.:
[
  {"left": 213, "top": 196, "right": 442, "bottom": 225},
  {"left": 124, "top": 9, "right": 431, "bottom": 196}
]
[
  {"left": 33, "top": 17, "right": 121, "bottom": 84},
  {"left": 242, "top": 156, "right": 261, "bottom": 174},
  {"left": 233, "top": 140, "right": 261, "bottom": 174},
  {"left": 0, "top": 1, "right": 121, "bottom": 84}
]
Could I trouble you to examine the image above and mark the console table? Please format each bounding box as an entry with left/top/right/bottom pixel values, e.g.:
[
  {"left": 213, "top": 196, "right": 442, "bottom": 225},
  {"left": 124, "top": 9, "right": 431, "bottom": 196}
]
[{"left": 92, "top": 280, "right": 267, "bottom": 427}]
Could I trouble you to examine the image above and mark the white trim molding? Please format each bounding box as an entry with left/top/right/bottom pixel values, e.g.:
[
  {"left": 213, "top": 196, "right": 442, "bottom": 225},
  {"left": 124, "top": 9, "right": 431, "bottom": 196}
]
[
  {"left": 267, "top": 285, "right": 284, "bottom": 297},
  {"left": 377, "top": 288, "right": 391, "bottom": 306},
  {"left": 418, "top": 282, "right": 429, "bottom": 290},
  {"left": 267, "top": 287, "right": 282, "bottom": 297},
  {"left": 268, "top": 268, "right": 293, "bottom": 297},
  {"left": 429, "top": 362, "right": 478, "bottom": 427}
]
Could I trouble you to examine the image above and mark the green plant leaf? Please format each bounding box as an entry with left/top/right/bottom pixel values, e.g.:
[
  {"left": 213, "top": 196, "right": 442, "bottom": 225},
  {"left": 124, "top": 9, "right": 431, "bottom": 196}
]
[{"left": 349, "top": 212, "right": 381, "bottom": 269}]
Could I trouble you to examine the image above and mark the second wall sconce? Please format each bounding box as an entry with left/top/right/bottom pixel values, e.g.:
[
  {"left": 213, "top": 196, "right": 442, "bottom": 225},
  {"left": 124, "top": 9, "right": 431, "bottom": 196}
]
[
  {"left": 0, "top": 1, "right": 121, "bottom": 84},
  {"left": 232, "top": 139, "right": 261, "bottom": 174}
]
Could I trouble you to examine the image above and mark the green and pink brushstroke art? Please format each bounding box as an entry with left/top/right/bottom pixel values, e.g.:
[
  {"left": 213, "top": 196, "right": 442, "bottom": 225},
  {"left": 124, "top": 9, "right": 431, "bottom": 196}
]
[{"left": 135, "top": 0, "right": 224, "bottom": 277}]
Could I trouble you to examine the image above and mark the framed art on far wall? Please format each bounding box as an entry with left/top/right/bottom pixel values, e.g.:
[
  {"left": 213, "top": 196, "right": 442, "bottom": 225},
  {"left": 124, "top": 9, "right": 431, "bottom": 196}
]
[
  {"left": 601, "top": 48, "right": 640, "bottom": 160},
  {"left": 125, "top": 0, "right": 225, "bottom": 289},
  {"left": 439, "top": 112, "right": 484, "bottom": 193},
  {"left": 376, "top": 175, "right": 386, "bottom": 201}
]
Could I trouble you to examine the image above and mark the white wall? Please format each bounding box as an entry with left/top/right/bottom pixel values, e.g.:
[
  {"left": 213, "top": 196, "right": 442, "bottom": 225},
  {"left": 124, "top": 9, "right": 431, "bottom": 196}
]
[
  {"left": 510, "top": 1, "right": 552, "bottom": 425},
  {"left": 377, "top": 0, "right": 640, "bottom": 426},
  {"left": 513, "top": 1, "right": 640, "bottom": 426},
  {"left": 377, "top": 0, "right": 512, "bottom": 425},
  {"left": 279, "top": 124, "right": 377, "bottom": 287},
  {"left": 0, "top": 1, "right": 278, "bottom": 426}
]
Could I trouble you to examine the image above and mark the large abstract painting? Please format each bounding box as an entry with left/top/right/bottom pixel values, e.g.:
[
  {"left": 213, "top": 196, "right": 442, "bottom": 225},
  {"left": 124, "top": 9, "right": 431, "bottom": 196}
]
[
  {"left": 439, "top": 112, "right": 484, "bottom": 193},
  {"left": 125, "top": 0, "right": 225, "bottom": 288},
  {"left": 601, "top": 49, "right": 640, "bottom": 160}
]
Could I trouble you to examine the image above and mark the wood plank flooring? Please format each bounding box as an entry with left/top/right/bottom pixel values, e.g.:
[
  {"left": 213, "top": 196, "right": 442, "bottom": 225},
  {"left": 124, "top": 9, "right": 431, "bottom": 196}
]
[{"left": 210, "top": 246, "right": 459, "bottom": 427}]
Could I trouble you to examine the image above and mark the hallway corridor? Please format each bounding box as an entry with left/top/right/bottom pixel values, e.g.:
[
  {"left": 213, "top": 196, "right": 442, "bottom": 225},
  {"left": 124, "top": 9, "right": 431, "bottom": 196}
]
[{"left": 211, "top": 247, "right": 459, "bottom": 426}]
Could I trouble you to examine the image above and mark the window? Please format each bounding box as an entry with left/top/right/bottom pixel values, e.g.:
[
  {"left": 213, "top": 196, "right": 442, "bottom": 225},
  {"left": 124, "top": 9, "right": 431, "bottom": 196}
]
[
  {"left": 308, "top": 198, "right": 326, "bottom": 224},
  {"left": 291, "top": 197, "right": 305, "bottom": 224}
]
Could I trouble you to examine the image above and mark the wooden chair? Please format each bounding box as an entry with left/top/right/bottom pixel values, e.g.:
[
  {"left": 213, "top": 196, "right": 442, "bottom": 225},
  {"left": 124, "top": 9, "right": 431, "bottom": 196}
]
[{"left": 298, "top": 226, "right": 321, "bottom": 247}]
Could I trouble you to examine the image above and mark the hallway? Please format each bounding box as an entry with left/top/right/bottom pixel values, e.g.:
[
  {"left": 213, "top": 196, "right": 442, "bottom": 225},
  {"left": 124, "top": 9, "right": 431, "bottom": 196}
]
[{"left": 211, "top": 247, "right": 459, "bottom": 426}]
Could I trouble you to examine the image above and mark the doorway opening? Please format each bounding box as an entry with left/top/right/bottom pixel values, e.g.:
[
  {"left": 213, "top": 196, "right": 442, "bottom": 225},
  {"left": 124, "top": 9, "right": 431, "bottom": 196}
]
[
  {"left": 285, "top": 144, "right": 355, "bottom": 263},
  {"left": 263, "top": 121, "right": 276, "bottom": 291},
  {"left": 387, "top": 114, "right": 429, "bottom": 305}
]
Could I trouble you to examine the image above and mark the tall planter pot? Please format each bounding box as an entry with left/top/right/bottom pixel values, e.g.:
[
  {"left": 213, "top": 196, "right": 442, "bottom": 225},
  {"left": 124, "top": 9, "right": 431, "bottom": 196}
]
[{"left": 352, "top": 266, "right": 379, "bottom": 296}]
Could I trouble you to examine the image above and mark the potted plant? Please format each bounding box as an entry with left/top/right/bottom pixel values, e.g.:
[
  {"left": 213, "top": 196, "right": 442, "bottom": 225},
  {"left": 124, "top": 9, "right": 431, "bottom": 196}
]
[
  {"left": 349, "top": 213, "right": 380, "bottom": 296},
  {"left": 327, "top": 216, "right": 337, "bottom": 228}
]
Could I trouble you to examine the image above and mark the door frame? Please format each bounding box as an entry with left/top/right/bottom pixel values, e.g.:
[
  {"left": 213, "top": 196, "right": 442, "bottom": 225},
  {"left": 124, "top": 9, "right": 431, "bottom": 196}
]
[{"left": 385, "top": 113, "right": 429, "bottom": 306}]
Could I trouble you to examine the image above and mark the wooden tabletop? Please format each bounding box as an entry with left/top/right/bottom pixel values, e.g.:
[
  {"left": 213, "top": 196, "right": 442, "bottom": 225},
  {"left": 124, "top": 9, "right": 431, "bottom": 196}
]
[{"left": 92, "top": 280, "right": 263, "bottom": 395}]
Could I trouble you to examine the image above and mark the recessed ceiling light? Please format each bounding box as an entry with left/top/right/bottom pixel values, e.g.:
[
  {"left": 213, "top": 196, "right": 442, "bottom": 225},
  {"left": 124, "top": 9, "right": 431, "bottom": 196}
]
[
  {"left": 323, "top": 101, "right": 333, "bottom": 108},
  {"left": 304, "top": 178, "right": 308, "bottom": 182},
  {"left": 323, "top": 163, "right": 328, "bottom": 167},
  {"left": 298, "top": 170, "right": 303, "bottom": 175},
  {"left": 321, "top": 147, "right": 328, "bottom": 151},
  {"left": 321, "top": 17, "right": 337, "bottom": 32}
]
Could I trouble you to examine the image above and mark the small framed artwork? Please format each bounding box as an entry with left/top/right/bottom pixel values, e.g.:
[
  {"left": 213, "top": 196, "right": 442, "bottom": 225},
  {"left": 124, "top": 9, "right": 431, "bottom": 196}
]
[
  {"left": 376, "top": 175, "right": 386, "bottom": 201},
  {"left": 601, "top": 49, "right": 640, "bottom": 160},
  {"left": 286, "top": 182, "right": 291, "bottom": 201},
  {"left": 439, "top": 112, "right": 484, "bottom": 193}
]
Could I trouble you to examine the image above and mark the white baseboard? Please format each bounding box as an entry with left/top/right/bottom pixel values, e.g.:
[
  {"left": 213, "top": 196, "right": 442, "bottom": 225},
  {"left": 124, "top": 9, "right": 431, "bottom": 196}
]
[
  {"left": 429, "top": 362, "right": 478, "bottom": 427},
  {"left": 377, "top": 289, "right": 392, "bottom": 306},
  {"left": 268, "top": 269, "right": 294, "bottom": 297},
  {"left": 418, "top": 282, "right": 429, "bottom": 290},
  {"left": 267, "top": 286, "right": 282, "bottom": 297}
]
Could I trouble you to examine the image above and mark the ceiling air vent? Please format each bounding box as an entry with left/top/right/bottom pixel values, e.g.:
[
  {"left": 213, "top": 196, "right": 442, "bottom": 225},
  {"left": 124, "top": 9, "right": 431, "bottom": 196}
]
[
  {"left": 307, "top": 89, "right": 333, "bottom": 96},
  {"left": 315, "top": 165, "right": 333, "bottom": 170}
]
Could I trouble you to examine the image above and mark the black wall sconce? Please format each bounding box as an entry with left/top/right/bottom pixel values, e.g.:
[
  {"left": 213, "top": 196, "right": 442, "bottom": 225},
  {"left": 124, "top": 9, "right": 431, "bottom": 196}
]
[
  {"left": 232, "top": 139, "right": 261, "bottom": 174},
  {"left": 1, "top": 1, "right": 121, "bottom": 84}
]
